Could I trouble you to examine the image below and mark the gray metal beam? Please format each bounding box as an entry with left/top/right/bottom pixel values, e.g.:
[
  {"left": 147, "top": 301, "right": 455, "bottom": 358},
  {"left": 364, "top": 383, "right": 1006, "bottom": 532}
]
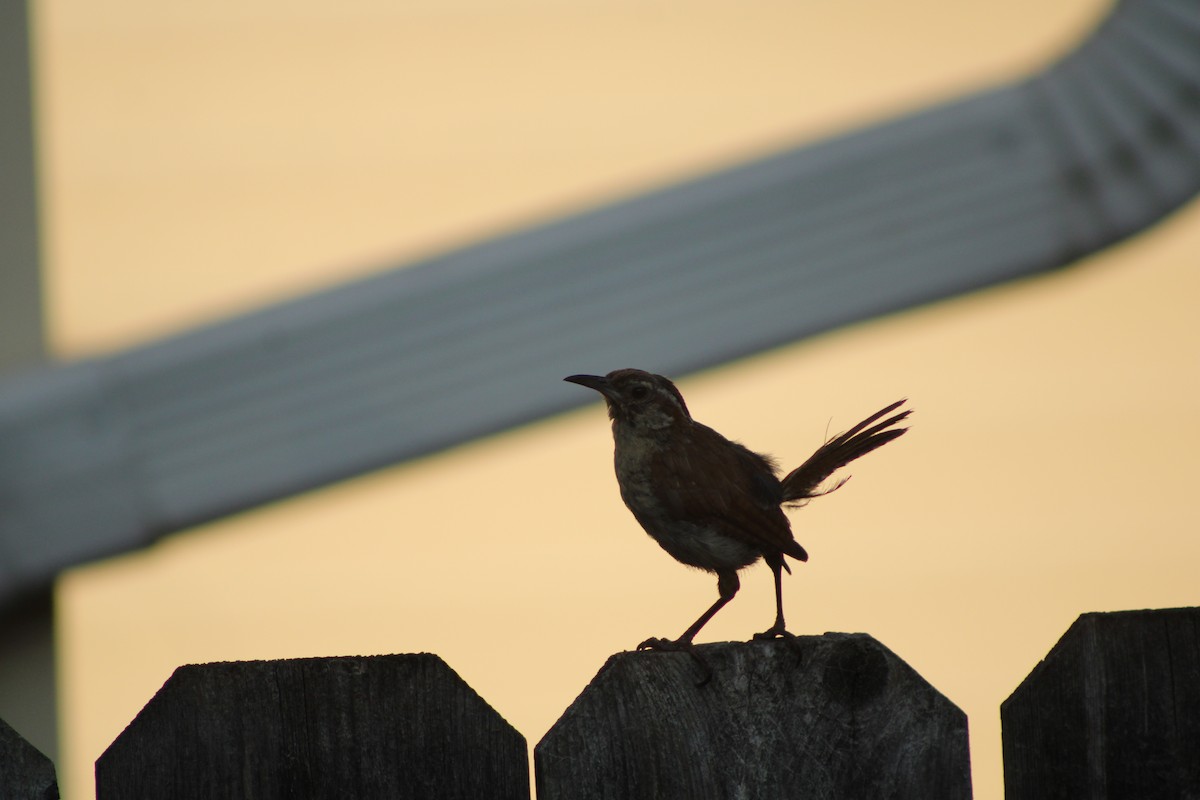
[{"left": 2, "top": 0, "right": 1200, "bottom": 613}]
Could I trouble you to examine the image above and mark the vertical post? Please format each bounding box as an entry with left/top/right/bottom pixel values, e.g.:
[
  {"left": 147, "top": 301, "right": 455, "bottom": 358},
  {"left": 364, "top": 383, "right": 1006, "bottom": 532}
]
[
  {"left": 1002, "top": 607, "right": 1200, "bottom": 798},
  {"left": 0, "top": 597, "right": 57, "bottom": 768},
  {"left": 0, "top": 0, "right": 43, "bottom": 372},
  {"left": 0, "top": 0, "right": 55, "bottom": 765}
]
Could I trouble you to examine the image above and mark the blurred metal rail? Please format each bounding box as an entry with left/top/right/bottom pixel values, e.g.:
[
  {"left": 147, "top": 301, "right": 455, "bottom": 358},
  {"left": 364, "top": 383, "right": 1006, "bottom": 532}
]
[{"left": 3, "top": 0, "right": 1200, "bottom": 609}]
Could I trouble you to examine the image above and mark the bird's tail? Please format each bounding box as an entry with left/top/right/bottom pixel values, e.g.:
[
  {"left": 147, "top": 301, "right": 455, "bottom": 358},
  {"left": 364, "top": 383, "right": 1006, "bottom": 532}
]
[{"left": 780, "top": 399, "right": 910, "bottom": 506}]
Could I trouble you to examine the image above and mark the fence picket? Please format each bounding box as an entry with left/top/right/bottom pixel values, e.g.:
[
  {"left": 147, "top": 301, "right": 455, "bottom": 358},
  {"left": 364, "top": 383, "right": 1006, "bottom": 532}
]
[
  {"left": 535, "top": 634, "right": 971, "bottom": 799},
  {"left": 95, "top": 653, "right": 528, "bottom": 799},
  {"left": 1002, "top": 606, "right": 1200, "bottom": 798},
  {"left": 0, "top": 715, "right": 58, "bottom": 799}
]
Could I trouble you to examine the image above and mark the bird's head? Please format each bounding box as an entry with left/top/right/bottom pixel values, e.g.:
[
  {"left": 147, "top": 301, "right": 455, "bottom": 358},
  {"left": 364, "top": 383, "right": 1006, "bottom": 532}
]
[{"left": 564, "top": 369, "right": 691, "bottom": 431}]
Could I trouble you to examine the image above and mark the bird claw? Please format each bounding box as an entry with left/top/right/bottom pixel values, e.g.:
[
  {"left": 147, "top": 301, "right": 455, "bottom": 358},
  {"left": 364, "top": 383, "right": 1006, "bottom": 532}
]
[
  {"left": 635, "top": 637, "right": 713, "bottom": 686},
  {"left": 752, "top": 625, "right": 794, "bottom": 641},
  {"left": 636, "top": 637, "right": 687, "bottom": 651},
  {"left": 753, "top": 626, "right": 805, "bottom": 665}
]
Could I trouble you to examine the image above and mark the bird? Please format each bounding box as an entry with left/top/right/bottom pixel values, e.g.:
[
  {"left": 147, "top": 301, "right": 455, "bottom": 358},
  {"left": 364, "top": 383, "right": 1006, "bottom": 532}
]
[{"left": 564, "top": 368, "right": 909, "bottom": 653}]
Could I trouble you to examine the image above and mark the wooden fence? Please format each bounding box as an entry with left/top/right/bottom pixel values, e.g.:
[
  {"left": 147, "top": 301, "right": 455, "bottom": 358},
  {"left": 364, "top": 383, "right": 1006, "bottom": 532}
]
[{"left": 1, "top": 606, "right": 1196, "bottom": 798}]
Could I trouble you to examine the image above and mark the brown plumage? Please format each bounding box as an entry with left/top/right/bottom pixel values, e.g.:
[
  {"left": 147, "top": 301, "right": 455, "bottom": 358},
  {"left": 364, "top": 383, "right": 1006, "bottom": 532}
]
[
  {"left": 565, "top": 368, "right": 909, "bottom": 652},
  {"left": 781, "top": 398, "right": 909, "bottom": 504}
]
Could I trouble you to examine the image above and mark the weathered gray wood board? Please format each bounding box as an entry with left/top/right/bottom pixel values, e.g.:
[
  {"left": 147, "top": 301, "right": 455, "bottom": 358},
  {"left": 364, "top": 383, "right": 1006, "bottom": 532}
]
[
  {"left": 0, "top": 714, "right": 58, "bottom": 800},
  {"left": 96, "top": 654, "right": 529, "bottom": 800},
  {"left": 536, "top": 635, "right": 971, "bottom": 799},
  {"left": 1002, "top": 606, "right": 1200, "bottom": 799}
]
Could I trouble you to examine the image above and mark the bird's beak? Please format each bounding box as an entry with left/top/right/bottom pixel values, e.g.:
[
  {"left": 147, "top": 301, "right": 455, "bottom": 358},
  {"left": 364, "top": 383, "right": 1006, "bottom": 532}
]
[{"left": 564, "top": 374, "right": 617, "bottom": 402}]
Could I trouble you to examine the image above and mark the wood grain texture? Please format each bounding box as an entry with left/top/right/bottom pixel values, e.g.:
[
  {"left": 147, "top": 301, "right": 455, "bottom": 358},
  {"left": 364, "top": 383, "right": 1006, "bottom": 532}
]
[
  {"left": 95, "top": 654, "right": 528, "bottom": 800},
  {"left": 1002, "top": 606, "right": 1200, "bottom": 799},
  {"left": 0, "top": 714, "right": 58, "bottom": 799},
  {"left": 535, "top": 635, "right": 971, "bottom": 799}
]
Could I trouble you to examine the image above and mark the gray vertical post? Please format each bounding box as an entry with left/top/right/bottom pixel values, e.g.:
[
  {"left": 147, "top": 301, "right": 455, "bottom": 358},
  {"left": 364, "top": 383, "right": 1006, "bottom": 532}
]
[
  {"left": 536, "top": 635, "right": 972, "bottom": 799},
  {"left": 0, "top": 0, "right": 43, "bottom": 372},
  {"left": 0, "top": 0, "right": 56, "bottom": 765},
  {"left": 0, "top": 597, "right": 57, "bottom": 769}
]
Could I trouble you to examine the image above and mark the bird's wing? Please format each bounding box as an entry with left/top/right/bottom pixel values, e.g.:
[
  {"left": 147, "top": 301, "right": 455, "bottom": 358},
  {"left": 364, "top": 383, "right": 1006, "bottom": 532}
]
[
  {"left": 656, "top": 424, "right": 808, "bottom": 561},
  {"left": 780, "top": 399, "right": 910, "bottom": 504}
]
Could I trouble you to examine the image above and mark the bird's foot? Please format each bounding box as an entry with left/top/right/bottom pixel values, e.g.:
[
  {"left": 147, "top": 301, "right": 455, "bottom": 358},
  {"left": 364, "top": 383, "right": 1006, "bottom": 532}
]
[
  {"left": 636, "top": 636, "right": 692, "bottom": 652},
  {"left": 752, "top": 624, "right": 794, "bottom": 641},
  {"left": 753, "top": 625, "right": 804, "bottom": 665},
  {"left": 635, "top": 637, "right": 712, "bottom": 686}
]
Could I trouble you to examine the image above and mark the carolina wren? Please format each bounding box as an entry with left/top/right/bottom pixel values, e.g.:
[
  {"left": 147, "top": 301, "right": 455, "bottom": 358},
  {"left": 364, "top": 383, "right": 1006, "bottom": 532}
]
[{"left": 565, "top": 368, "right": 909, "bottom": 652}]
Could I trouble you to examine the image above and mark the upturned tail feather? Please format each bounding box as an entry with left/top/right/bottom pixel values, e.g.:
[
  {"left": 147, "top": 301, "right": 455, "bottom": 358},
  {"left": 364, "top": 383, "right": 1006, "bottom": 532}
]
[{"left": 780, "top": 399, "right": 910, "bottom": 506}]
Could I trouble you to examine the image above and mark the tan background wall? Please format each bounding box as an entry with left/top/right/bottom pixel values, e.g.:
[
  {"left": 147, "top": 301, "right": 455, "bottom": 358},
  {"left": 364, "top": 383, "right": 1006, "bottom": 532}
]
[{"left": 31, "top": 1, "right": 1198, "bottom": 797}]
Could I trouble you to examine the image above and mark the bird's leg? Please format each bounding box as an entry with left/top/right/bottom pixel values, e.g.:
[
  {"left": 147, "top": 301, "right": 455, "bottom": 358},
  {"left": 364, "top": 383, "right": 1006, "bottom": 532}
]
[
  {"left": 753, "top": 557, "right": 803, "bottom": 665},
  {"left": 638, "top": 570, "right": 740, "bottom": 686},
  {"left": 753, "top": 556, "right": 793, "bottom": 640},
  {"left": 638, "top": 570, "right": 740, "bottom": 652}
]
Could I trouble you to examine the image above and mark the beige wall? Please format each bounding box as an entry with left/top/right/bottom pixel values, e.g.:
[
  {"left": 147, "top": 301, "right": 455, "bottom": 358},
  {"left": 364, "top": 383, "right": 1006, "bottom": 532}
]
[{"left": 32, "top": 1, "right": 1199, "bottom": 797}]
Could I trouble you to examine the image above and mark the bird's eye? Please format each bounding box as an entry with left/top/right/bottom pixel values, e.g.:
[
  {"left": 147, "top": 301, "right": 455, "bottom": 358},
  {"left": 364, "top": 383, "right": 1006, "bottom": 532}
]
[{"left": 629, "top": 385, "right": 651, "bottom": 401}]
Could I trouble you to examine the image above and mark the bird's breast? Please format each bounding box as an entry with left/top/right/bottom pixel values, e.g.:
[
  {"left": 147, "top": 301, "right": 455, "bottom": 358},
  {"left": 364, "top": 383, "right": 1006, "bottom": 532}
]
[{"left": 611, "top": 426, "right": 760, "bottom": 571}]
